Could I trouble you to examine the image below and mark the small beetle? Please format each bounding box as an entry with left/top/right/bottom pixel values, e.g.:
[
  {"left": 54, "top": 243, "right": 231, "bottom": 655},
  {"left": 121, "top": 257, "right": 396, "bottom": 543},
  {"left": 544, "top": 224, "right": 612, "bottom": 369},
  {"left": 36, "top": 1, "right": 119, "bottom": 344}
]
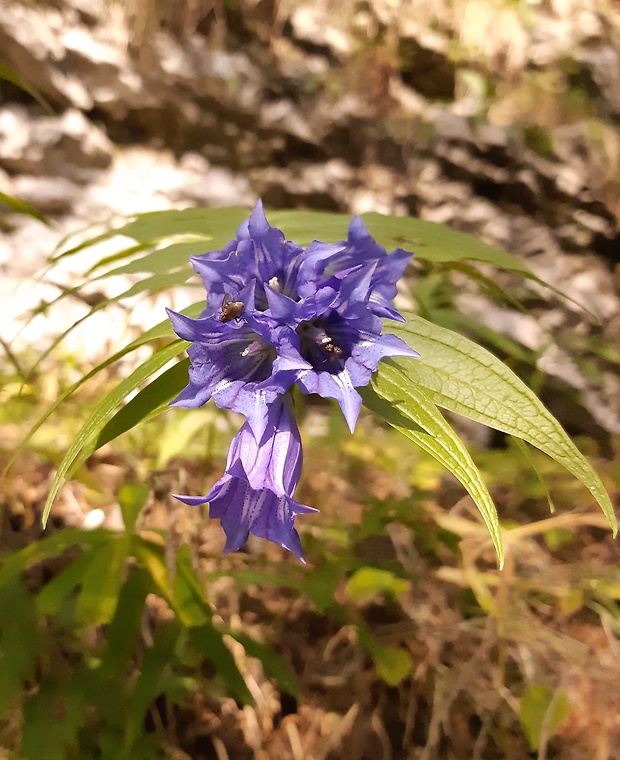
[{"left": 219, "top": 293, "right": 244, "bottom": 323}]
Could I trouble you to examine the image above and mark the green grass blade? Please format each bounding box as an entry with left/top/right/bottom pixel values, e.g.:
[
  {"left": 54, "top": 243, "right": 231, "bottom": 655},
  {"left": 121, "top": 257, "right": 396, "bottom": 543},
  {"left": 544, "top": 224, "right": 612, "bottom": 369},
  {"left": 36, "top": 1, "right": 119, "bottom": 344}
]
[
  {"left": 0, "top": 191, "right": 48, "bottom": 224},
  {"left": 0, "top": 61, "right": 54, "bottom": 114},
  {"left": 74, "top": 536, "right": 129, "bottom": 624},
  {"left": 27, "top": 271, "right": 194, "bottom": 378}
]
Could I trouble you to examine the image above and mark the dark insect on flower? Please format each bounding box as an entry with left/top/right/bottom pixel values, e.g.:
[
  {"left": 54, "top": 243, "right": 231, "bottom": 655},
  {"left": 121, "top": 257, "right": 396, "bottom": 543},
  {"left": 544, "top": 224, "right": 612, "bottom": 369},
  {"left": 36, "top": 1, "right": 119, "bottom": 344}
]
[
  {"left": 219, "top": 293, "right": 244, "bottom": 323},
  {"left": 323, "top": 340, "right": 342, "bottom": 356}
]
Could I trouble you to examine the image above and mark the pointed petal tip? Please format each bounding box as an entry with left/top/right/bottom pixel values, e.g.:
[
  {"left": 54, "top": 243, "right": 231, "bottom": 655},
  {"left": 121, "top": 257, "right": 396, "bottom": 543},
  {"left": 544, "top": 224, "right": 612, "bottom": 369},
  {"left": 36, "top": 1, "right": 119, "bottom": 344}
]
[
  {"left": 291, "top": 503, "right": 320, "bottom": 516},
  {"left": 337, "top": 388, "right": 362, "bottom": 433},
  {"left": 347, "top": 214, "right": 370, "bottom": 238},
  {"left": 172, "top": 493, "right": 208, "bottom": 506},
  {"left": 249, "top": 198, "right": 269, "bottom": 227},
  {"left": 405, "top": 347, "right": 421, "bottom": 359}
]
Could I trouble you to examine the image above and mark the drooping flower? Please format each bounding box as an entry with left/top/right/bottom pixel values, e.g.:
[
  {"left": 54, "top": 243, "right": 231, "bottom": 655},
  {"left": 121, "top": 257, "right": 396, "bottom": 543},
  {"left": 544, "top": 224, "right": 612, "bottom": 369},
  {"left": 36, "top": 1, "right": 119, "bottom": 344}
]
[{"left": 174, "top": 395, "right": 316, "bottom": 561}]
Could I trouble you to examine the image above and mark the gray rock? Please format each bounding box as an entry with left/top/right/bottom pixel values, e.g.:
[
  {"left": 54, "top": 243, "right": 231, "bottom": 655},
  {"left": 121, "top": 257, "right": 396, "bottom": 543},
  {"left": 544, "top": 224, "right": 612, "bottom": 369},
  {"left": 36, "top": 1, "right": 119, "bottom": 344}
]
[{"left": 0, "top": 106, "right": 112, "bottom": 179}]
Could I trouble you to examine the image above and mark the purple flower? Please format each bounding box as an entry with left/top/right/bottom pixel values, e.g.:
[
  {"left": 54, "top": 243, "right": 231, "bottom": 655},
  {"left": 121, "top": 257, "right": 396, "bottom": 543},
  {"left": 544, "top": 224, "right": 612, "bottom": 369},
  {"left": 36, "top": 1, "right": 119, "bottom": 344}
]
[
  {"left": 190, "top": 200, "right": 324, "bottom": 313},
  {"left": 189, "top": 200, "right": 410, "bottom": 319},
  {"left": 174, "top": 396, "right": 316, "bottom": 561},
  {"left": 300, "top": 215, "right": 411, "bottom": 322},
  {"left": 262, "top": 264, "right": 420, "bottom": 431},
  {"left": 170, "top": 201, "right": 419, "bottom": 431},
  {"left": 166, "top": 280, "right": 311, "bottom": 437},
  {"left": 168, "top": 200, "right": 420, "bottom": 559}
]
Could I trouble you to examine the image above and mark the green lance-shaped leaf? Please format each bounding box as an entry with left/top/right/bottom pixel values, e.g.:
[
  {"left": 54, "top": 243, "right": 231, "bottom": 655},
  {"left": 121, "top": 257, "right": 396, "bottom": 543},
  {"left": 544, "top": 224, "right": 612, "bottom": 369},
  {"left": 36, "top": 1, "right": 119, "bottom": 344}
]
[
  {"left": 269, "top": 209, "right": 531, "bottom": 273},
  {"left": 361, "top": 370, "right": 504, "bottom": 566},
  {"left": 356, "top": 624, "right": 412, "bottom": 687},
  {"left": 113, "top": 206, "right": 249, "bottom": 245},
  {"left": 0, "top": 191, "right": 48, "bottom": 224},
  {"left": 520, "top": 684, "right": 570, "bottom": 751},
  {"left": 99, "top": 567, "right": 152, "bottom": 681},
  {"left": 98, "top": 240, "right": 205, "bottom": 277},
  {"left": 12, "top": 303, "right": 201, "bottom": 462},
  {"left": 74, "top": 535, "right": 129, "bottom": 625},
  {"left": 29, "top": 270, "right": 193, "bottom": 388},
  {"left": 0, "top": 527, "right": 108, "bottom": 585},
  {"left": 117, "top": 482, "right": 150, "bottom": 534},
  {"left": 172, "top": 544, "right": 212, "bottom": 627},
  {"left": 384, "top": 313, "right": 617, "bottom": 534},
  {"left": 37, "top": 549, "right": 101, "bottom": 616},
  {"left": 49, "top": 206, "right": 249, "bottom": 264},
  {"left": 0, "top": 577, "right": 40, "bottom": 717},
  {"left": 122, "top": 620, "right": 182, "bottom": 757},
  {"left": 96, "top": 359, "right": 189, "bottom": 449},
  {"left": 41, "top": 341, "right": 188, "bottom": 527},
  {"left": 0, "top": 61, "right": 54, "bottom": 114},
  {"left": 190, "top": 625, "right": 252, "bottom": 704}
]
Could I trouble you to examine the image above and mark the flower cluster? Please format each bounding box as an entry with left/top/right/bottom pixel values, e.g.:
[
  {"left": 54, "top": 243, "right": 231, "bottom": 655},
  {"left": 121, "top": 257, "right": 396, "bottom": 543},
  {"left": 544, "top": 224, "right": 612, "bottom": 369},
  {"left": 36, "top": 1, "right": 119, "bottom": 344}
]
[{"left": 168, "top": 201, "right": 419, "bottom": 561}]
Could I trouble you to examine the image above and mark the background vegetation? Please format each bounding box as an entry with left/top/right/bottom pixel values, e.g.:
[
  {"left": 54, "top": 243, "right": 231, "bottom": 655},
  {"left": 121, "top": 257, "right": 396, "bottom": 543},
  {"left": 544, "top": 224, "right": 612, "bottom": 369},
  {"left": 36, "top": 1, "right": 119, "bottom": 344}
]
[{"left": 1, "top": 0, "right": 619, "bottom": 758}]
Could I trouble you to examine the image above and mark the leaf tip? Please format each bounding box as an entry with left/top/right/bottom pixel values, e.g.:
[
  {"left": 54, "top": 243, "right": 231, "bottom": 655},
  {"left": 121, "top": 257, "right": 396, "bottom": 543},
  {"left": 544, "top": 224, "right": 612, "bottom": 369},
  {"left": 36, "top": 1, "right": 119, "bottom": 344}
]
[{"left": 41, "top": 499, "right": 53, "bottom": 529}]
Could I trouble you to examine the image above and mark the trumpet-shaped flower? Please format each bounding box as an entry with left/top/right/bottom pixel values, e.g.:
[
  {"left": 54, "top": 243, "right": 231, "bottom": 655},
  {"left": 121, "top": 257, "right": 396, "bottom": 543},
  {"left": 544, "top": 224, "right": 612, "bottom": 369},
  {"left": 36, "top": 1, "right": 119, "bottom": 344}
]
[
  {"left": 262, "top": 264, "right": 420, "bottom": 431},
  {"left": 174, "top": 396, "right": 316, "bottom": 561}
]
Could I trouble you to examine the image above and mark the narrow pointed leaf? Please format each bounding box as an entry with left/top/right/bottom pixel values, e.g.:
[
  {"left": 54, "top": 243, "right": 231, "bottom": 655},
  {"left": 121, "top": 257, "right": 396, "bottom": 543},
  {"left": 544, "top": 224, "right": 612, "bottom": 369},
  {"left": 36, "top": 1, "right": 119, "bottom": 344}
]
[
  {"left": 361, "top": 369, "right": 504, "bottom": 565},
  {"left": 74, "top": 536, "right": 129, "bottom": 624},
  {"left": 41, "top": 341, "right": 188, "bottom": 527},
  {"left": 117, "top": 482, "right": 150, "bottom": 533},
  {"left": 385, "top": 314, "right": 616, "bottom": 534},
  {"left": 9, "top": 305, "right": 202, "bottom": 473},
  {"left": 96, "top": 359, "right": 190, "bottom": 449},
  {"left": 190, "top": 625, "right": 252, "bottom": 704},
  {"left": 29, "top": 271, "right": 193, "bottom": 377},
  {"left": 172, "top": 545, "right": 212, "bottom": 627},
  {"left": 99, "top": 241, "right": 205, "bottom": 276},
  {"left": 268, "top": 210, "right": 531, "bottom": 273},
  {"left": 0, "top": 528, "right": 107, "bottom": 584},
  {"left": 356, "top": 625, "right": 412, "bottom": 686},
  {"left": 111, "top": 206, "right": 248, "bottom": 244},
  {"left": 99, "top": 567, "right": 152, "bottom": 680},
  {"left": 37, "top": 549, "right": 99, "bottom": 615},
  {"left": 123, "top": 621, "right": 182, "bottom": 755},
  {"left": 0, "top": 191, "right": 48, "bottom": 224},
  {"left": 0, "top": 60, "right": 54, "bottom": 113}
]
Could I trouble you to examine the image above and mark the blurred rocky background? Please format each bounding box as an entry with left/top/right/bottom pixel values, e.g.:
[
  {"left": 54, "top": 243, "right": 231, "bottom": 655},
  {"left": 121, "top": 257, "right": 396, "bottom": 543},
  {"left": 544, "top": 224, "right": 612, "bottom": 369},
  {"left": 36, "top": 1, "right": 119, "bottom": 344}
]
[{"left": 1, "top": 0, "right": 619, "bottom": 432}]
